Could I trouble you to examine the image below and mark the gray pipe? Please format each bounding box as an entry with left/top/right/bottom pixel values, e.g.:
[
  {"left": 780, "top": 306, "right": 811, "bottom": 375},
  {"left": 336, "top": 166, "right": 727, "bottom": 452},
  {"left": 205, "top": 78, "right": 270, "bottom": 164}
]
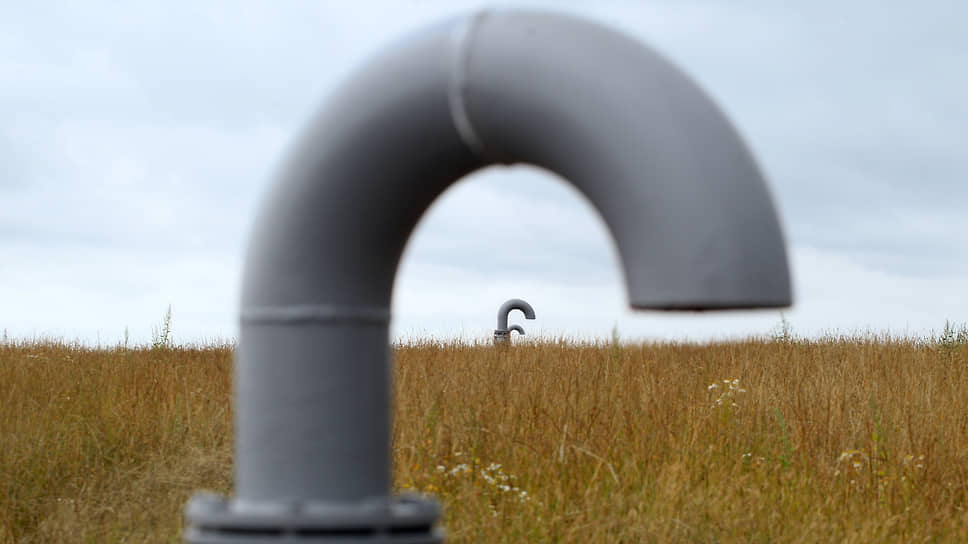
[
  {"left": 508, "top": 324, "right": 525, "bottom": 336},
  {"left": 185, "top": 8, "right": 791, "bottom": 543},
  {"left": 494, "top": 298, "right": 536, "bottom": 343},
  {"left": 497, "top": 298, "right": 536, "bottom": 331}
]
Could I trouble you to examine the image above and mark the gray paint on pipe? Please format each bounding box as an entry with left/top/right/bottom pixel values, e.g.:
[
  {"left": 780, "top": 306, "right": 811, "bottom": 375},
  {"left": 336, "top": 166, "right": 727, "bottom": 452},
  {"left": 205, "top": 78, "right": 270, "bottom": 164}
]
[
  {"left": 185, "top": 8, "right": 792, "bottom": 542},
  {"left": 494, "top": 298, "right": 536, "bottom": 343},
  {"left": 496, "top": 298, "right": 536, "bottom": 332}
]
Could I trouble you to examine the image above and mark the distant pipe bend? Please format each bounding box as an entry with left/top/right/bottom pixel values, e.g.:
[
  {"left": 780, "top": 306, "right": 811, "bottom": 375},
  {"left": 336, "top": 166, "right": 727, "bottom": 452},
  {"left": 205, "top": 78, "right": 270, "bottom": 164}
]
[
  {"left": 186, "top": 8, "right": 791, "bottom": 543},
  {"left": 494, "top": 298, "right": 536, "bottom": 343},
  {"left": 497, "top": 298, "right": 536, "bottom": 332}
]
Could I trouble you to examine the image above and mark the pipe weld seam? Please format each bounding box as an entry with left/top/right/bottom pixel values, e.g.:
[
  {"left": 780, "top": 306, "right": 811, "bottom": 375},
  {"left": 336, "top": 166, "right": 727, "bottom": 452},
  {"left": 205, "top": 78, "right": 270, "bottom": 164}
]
[
  {"left": 448, "top": 10, "right": 489, "bottom": 159},
  {"left": 241, "top": 304, "right": 390, "bottom": 325}
]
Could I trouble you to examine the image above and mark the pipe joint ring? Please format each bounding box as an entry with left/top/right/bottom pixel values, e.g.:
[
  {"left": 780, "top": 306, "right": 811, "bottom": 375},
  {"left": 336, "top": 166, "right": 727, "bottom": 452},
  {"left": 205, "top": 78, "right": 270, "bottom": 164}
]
[{"left": 241, "top": 304, "right": 391, "bottom": 326}]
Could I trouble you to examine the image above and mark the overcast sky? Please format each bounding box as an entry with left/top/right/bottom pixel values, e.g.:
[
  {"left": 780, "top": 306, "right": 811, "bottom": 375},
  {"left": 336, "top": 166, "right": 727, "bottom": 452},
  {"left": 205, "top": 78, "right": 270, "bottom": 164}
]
[{"left": 2, "top": 1, "right": 965, "bottom": 346}]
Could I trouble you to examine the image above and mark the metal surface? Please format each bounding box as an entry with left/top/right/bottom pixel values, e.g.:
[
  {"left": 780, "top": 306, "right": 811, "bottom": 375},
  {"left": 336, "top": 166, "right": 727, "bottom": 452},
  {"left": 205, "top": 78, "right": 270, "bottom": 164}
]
[
  {"left": 497, "top": 298, "right": 536, "bottom": 332},
  {"left": 494, "top": 298, "right": 536, "bottom": 343},
  {"left": 185, "top": 7, "right": 792, "bottom": 543}
]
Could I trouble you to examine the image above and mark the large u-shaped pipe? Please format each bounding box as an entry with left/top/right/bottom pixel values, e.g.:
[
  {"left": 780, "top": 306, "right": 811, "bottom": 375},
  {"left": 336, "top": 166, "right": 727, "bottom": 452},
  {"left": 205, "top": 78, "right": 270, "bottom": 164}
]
[{"left": 186, "top": 8, "right": 791, "bottom": 542}]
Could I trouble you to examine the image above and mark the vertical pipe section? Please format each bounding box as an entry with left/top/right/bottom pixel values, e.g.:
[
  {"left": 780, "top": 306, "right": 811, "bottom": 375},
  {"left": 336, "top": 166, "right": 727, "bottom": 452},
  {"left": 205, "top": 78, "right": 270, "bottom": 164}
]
[{"left": 234, "top": 25, "right": 483, "bottom": 505}]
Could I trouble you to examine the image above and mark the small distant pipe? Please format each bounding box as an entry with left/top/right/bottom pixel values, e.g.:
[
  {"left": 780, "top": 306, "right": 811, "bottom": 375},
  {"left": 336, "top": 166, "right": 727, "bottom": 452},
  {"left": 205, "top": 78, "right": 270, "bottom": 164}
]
[
  {"left": 494, "top": 298, "right": 536, "bottom": 344},
  {"left": 497, "top": 298, "right": 536, "bottom": 331}
]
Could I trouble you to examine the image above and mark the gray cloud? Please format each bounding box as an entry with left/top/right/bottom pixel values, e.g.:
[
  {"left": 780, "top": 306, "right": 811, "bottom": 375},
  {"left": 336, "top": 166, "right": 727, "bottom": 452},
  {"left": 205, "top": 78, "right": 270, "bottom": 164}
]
[{"left": 2, "top": 1, "right": 966, "bottom": 343}]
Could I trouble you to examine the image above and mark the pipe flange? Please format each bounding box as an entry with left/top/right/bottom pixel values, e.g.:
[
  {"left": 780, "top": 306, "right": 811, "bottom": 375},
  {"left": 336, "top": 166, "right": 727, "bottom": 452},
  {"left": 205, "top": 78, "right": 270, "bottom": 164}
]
[{"left": 185, "top": 493, "right": 442, "bottom": 543}]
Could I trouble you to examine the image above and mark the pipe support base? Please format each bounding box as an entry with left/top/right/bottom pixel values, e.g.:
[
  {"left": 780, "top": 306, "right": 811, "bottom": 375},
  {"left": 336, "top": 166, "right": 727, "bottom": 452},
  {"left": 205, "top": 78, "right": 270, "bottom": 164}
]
[{"left": 185, "top": 493, "right": 442, "bottom": 544}]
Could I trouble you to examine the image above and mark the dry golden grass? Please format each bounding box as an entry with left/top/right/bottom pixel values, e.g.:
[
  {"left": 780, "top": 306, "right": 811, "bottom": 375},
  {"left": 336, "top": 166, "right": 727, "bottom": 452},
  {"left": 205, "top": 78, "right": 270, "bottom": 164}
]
[
  {"left": 0, "top": 341, "right": 234, "bottom": 543},
  {"left": 2, "top": 335, "right": 967, "bottom": 542}
]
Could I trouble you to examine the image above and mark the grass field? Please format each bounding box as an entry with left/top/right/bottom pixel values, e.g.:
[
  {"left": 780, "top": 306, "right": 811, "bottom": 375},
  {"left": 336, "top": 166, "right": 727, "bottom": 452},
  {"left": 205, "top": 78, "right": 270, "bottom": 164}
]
[{"left": 1, "top": 333, "right": 967, "bottom": 542}]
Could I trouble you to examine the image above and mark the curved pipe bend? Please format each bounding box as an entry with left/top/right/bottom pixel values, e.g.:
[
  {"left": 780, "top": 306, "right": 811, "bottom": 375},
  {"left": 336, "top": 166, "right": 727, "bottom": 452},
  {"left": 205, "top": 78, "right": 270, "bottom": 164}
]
[
  {"left": 197, "top": 6, "right": 792, "bottom": 534},
  {"left": 497, "top": 298, "right": 536, "bottom": 332},
  {"left": 508, "top": 324, "right": 526, "bottom": 336}
]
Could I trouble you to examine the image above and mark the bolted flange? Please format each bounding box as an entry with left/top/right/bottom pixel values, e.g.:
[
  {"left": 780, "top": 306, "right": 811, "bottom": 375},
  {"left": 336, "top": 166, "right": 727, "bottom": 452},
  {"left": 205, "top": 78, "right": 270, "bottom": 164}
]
[{"left": 184, "top": 493, "right": 443, "bottom": 544}]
